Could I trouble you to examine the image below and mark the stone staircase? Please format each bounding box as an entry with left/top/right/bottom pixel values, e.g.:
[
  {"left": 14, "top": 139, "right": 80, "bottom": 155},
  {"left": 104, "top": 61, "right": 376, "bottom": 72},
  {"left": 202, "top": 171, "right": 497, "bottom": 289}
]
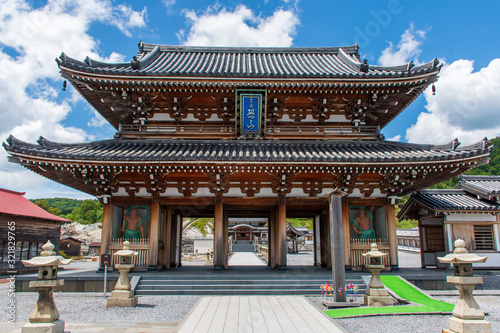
[
  {"left": 232, "top": 240, "right": 255, "bottom": 252},
  {"left": 135, "top": 274, "right": 366, "bottom": 296}
]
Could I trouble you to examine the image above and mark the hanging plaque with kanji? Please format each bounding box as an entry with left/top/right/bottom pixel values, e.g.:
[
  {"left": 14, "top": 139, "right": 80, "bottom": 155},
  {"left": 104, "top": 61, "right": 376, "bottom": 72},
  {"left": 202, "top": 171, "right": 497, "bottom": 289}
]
[{"left": 236, "top": 90, "right": 266, "bottom": 139}]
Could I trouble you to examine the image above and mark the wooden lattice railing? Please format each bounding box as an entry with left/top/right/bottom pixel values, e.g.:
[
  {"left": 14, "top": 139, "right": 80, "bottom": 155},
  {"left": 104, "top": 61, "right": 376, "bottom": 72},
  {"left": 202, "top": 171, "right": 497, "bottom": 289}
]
[
  {"left": 350, "top": 238, "right": 390, "bottom": 267},
  {"left": 109, "top": 238, "right": 149, "bottom": 267}
]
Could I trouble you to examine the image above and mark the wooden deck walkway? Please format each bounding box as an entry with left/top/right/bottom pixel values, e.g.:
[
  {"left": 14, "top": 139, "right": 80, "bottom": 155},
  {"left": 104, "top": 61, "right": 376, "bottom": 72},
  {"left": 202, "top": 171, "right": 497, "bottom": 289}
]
[{"left": 175, "top": 296, "right": 345, "bottom": 333}]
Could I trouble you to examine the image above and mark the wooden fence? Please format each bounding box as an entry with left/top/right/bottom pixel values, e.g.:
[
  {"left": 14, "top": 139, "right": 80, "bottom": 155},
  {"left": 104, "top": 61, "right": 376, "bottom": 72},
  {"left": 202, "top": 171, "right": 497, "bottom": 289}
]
[
  {"left": 109, "top": 238, "right": 149, "bottom": 267},
  {"left": 349, "top": 238, "right": 390, "bottom": 267}
]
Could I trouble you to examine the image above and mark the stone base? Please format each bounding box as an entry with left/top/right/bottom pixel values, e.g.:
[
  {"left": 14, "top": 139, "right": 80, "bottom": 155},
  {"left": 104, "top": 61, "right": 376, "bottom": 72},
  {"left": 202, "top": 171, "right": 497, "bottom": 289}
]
[
  {"left": 442, "top": 316, "right": 492, "bottom": 333},
  {"left": 322, "top": 300, "right": 362, "bottom": 308},
  {"left": 363, "top": 294, "right": 394, "bottom": 307},
  {"left": 22, "top": 320, "right": 65, "bottom": 333},
  {"left": 111, "top": 290, "right": 134, "bottom": 298},
  {"left": 365, "top": 288, "right": 389, "bottom": 297},
  {"left": 107, "top": 295, "right": 138, "bottom": 307}
]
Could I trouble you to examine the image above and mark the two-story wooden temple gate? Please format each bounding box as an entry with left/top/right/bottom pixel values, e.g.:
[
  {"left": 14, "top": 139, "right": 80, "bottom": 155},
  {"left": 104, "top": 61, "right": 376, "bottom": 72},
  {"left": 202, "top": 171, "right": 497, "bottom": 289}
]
[{"left": 4, "top": 42, "right": 492, "bottom": 299}]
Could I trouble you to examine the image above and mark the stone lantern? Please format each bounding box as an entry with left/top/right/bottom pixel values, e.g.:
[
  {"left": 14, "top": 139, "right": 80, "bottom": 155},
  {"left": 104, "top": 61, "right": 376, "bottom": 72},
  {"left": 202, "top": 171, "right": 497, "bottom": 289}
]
[
  {"left": 107, "top": 241, "right": 138, "bottom": 307},
  {"left": 21, "top": 240, "right": 72, "bottom": 333},
  {"left": 362, "top": 243, "right": 393, "bottom": 306},
  {"left": 438, "top": 239, "right": 491, "bottom": 333}
]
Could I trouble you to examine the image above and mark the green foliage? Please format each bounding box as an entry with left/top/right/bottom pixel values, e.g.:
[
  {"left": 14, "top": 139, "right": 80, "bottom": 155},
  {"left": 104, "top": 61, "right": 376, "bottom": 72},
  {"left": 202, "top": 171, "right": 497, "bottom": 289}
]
[
  {"left": 33, "top": 199, "right": 62, "bottom": 216},
  {"left": 190, "top": 218, "right": 213, "bottom": 236},
  {"left": 287, "top": 218, "right": 313, "bottom": 230},
  {"left": 31, "top": 198, "right": 81, "bottom": 215},
  {"left": 65, "top": 199, "right": 103, "bottom": 225},
  {"left": 58, "top": 250, "right": 69, "bottom": 259},
  {"left": 395, "top": 195, "right": 418, "bottom": 229}
]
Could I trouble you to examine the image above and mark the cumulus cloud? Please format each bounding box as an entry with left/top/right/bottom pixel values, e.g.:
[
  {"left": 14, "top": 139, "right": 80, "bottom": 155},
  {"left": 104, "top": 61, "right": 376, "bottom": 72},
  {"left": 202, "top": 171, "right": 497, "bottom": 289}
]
[
  {"left": 406, "top": 59, "right": 500, "bottom": 145},
  {"left": 378, "top": 23, "right": 428, "bottom": 66},
  {"left": 179, "top": 5, "right": 299, "bottom": 47},
  {"left": 0, "top": 0, "right": 147, "bottom": 197}
]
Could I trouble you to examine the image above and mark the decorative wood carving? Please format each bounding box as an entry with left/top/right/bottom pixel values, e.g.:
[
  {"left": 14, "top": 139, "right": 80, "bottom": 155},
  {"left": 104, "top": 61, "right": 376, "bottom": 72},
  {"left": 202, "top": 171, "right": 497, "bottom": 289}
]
[
  {"left": 177, "top": 181, "right": 199, "bottom": 196},
  {"left": 216, "top": 96, "right": 234, "bottom": 123},
  {"left": 207, "top": 172, "right": 230, "bottom": 197},
  {"left": 145, "top": 173, "right": 169, "bottom": 197},
  {"left": 268, "top": 97, "right": 284, "bottom": 123},
  {"left": 302, "top": 181, "right": 324, "bottom": 197},
  {"left": 271, "top": 173, "right": 293, "bottom": 197},
  {"left": 240, "top": 181, "right": 262, "bottom": 197}
]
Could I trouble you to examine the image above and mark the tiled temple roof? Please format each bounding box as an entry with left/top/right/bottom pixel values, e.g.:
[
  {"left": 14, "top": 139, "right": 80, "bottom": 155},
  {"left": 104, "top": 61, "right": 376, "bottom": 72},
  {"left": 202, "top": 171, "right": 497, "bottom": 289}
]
[
  {"left": 456, "top": 175, "right": 500, "bottom": 200},
  {"left": 400, "top": 189, "right": 500, "bottom": 214},
  {"left": 57, "top": 42, "right": 440, "bottom": 79},
  {"left": 4, "top": 136, "right": 491, "bottom": 164}
]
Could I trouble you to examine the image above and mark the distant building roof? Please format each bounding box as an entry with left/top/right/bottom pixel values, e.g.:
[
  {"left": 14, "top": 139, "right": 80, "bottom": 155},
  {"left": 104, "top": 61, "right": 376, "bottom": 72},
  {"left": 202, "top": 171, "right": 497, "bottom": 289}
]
[
  {"left": 0, "top": 188, "right": 69, "bottom": 223},
  {"left": 398, "top": 188, "right": 500, "bottom": 220},
  {"left": 456, "top": 175, "right": 500, "bottom": 200},
  {"left": 89, "top": 242, "right": 101, "bottom": 247}
]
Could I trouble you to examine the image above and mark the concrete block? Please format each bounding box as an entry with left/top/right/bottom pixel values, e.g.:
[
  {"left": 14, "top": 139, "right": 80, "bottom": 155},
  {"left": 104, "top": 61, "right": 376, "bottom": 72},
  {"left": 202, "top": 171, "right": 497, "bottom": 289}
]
[
  {"left": 446, "top": 316, "right": 492, "bottom": 333},
  {"left": 363, "top": 295, "right": 393, "bottom": 307}
]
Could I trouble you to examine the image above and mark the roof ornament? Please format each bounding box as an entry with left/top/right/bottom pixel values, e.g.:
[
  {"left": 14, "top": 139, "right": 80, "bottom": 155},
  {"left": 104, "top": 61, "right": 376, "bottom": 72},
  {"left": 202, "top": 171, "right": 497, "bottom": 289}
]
[
  {"left": 131, "top": 56, "right": 140, "bottom": 70},
  {"left": 62, "top": 80, "right": 67, "bottom": 91},
  {"left": 138, "top": 40, "right": 144, "bottom": 52},
  {"left": 432, "top": 84, "right": 436, "bottom": 95},
  {"left": 359, "top": 59, "right": 369, "bottom": 73},
  {"left": 406, "top": 60, "right": 414, "bottom": 71}
]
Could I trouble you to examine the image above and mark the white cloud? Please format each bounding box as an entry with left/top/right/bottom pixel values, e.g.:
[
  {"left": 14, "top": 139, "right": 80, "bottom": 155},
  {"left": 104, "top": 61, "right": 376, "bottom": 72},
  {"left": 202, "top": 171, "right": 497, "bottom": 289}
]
[
  {"left": 406, "top": 59, "right": 500, "bottom": 145},
  {"left": 0, "top": 0, "right": 147, "bottom": 197},
  {"left": 378, "top": 23, "right": 428, "bottom": 66},
  {"left": 179, "top": 5, "right": 299, "bottom": 47},
  {"left": 388, "top": 135, "right": 401, "bottom": 142}
]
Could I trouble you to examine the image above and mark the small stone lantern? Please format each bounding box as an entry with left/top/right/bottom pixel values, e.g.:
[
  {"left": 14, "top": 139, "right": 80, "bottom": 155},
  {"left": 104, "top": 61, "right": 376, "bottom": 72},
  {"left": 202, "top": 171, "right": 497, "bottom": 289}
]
[
  {"left": 362, "top": 243, "right": 393, "bottom": 306},
  {"left": 21, "top": 240, "right": 72, "bottom": 333},
  {"left": 107, "top": 241, "right": 138, "bottom": 307},
  {"left": 438, "top": 239, "right": 491, "bottom": 333}
]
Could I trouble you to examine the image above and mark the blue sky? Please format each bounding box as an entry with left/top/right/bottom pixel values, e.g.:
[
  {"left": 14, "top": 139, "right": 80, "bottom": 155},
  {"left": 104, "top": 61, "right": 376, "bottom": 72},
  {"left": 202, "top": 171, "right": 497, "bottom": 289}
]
[{"left": 1, "top": 0, "right": 500, "bottom": 199}]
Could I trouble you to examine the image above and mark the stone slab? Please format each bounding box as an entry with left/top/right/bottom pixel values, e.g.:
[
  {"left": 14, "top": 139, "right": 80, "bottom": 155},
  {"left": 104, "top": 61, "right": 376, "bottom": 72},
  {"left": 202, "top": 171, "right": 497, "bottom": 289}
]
[
  {"left": 107, "top": 295, "right": 138, "bottom": 307},
  {"left": 363, "top": 294, "right": 394, "bottom": 306},
  {"left": 445, "top": 316, "right": 492, "bottom": 333},
  {"left": 321, "top": 300, "right": 362, "bottom": 308},
  {"left": 22, "top": 320, "right": 64, "bottom": 333}
]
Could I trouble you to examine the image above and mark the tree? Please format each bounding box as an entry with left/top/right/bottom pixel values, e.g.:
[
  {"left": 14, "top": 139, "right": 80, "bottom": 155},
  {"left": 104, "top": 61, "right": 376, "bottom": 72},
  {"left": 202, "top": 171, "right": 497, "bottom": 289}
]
[{"left": 34, "top": 199, "right": 62, "bottom": 216}]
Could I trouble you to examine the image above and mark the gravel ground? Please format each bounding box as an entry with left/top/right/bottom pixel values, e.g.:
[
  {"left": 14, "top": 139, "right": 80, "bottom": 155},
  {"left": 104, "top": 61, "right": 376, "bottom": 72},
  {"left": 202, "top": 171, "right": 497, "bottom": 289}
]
[{"left": 0, "top": 283, "right": 199, "bottom": 323}]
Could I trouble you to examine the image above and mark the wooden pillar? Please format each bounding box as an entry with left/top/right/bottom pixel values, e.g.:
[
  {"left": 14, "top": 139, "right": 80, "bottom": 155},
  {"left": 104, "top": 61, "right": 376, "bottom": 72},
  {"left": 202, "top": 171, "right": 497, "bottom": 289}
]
[
  {"left": 342, "top": 201, "right": 351, "bottom": 269},
  {"left": 176, "top": 214, "right": 182, "bottom": 267},
  {"left": 319, "top": 212, "right": 331, "bottom": 268},
  {"left": 276, "top": 200, "right": 287, "bottom": 270},
  {"left": 170, "top": 213, "right": 178, "bottom": 267},
  {"left": 330, "top": 191, "right": 346, "bottom": 302},
  {"left": 163, "top": 209, "right": 172, "bottom": 269},
  {"left": 223, "top": 209, "right": 229, "bottom": 269},
  {"left": 100, "top": 203, "right": 114, "bottom": 256},
  {"left": 148, "top": 200, "right": 161, "bottom": 270},
  {"left": 313, "top": 215, "right": 321, "bottom": 266},
  {"left": 213, "top": 199, "right": 224, "bottom": 271},
  {"left": 268, "top": 212, "right": 275, "bottom": 268},
  {"left": 386, "top": 205, "right": 399, "bottom": 269}
]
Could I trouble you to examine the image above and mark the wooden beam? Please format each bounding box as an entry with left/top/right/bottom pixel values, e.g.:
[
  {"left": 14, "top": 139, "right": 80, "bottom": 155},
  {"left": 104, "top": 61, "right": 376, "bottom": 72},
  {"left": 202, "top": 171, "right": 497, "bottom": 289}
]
[
  {"left": 148, "top": 200, "right": 161, "bottom": 269},
  {"left": 163, "top": 209, "right": 172, "bottom": 269},
  {"left": 342, "top": 200, "right": 351, "bottom": 267},
  {"left": 277, "top": 200, "right": 287, "bottom": 270},
  {"left": 223, "top": 209, "right": 229, "bottom": 269},
  {"left": 330, "top": 191, "right": 346, "bottom": 302},
  {"left": 213, "top": 199, "right": 224, "bottom": 270},
  {"left": 100, "top": 203, "right": 114, "bottom": 258},
  {"left": 386, "top": 204, "right": 399, "bottom": 269}
]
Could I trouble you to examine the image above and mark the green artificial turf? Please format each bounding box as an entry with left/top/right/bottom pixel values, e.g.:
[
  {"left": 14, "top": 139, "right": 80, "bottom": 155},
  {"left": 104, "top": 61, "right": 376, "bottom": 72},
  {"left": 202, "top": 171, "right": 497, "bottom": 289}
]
[{"left": 324, "top": 276, "right": 454, "bottom": 318}]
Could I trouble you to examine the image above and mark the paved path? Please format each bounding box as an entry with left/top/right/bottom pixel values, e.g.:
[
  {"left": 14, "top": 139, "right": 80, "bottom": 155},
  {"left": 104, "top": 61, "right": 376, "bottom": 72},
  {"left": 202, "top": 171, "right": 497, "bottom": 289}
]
[
  {"left": 0, "top": 321, "right": 178, "bottom": 332},
  {"left": 175, "top": 296, "right": 345, "bottom": 333},
  {"left": 228, "top": 252, "right": 267, "bottom": 266}
]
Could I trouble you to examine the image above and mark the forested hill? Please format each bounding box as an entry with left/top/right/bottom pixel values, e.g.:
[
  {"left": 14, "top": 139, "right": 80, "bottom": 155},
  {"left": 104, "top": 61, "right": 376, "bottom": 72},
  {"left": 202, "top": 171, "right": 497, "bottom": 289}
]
[
  {"left": 30, "top": 198, "right": 103, "bottom": 225},
  {"left": 430, "top": 136, "right": 500, "bottom": 189}
]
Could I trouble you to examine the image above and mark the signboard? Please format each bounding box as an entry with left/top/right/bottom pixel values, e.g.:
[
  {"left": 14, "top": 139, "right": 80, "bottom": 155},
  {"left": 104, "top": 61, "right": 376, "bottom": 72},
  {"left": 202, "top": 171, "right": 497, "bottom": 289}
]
[
  {"left": 100, "top": 253, "right": 112, "bottom": 266},
  {"left": 236, "top": 90, "right": 266, "bottom": 139}
]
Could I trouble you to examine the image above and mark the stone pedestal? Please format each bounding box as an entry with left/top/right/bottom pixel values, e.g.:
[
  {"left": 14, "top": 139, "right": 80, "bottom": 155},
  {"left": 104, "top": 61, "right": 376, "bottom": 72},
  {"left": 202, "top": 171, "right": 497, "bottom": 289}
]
[
  {"left": 438, "top": 239, "right": 491, "bottom": 333},
  {"left": 441, "top": 276, "right": 491, "bottom": 333},
  {"left": 107, "top": 263, "right": 138, "bottom": 307},
  {"left": 22, "top": 320, "right": 65, "bottom": 333},
  {"left": 363, "top": 286, "right": 393, "bottom": 307}
]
